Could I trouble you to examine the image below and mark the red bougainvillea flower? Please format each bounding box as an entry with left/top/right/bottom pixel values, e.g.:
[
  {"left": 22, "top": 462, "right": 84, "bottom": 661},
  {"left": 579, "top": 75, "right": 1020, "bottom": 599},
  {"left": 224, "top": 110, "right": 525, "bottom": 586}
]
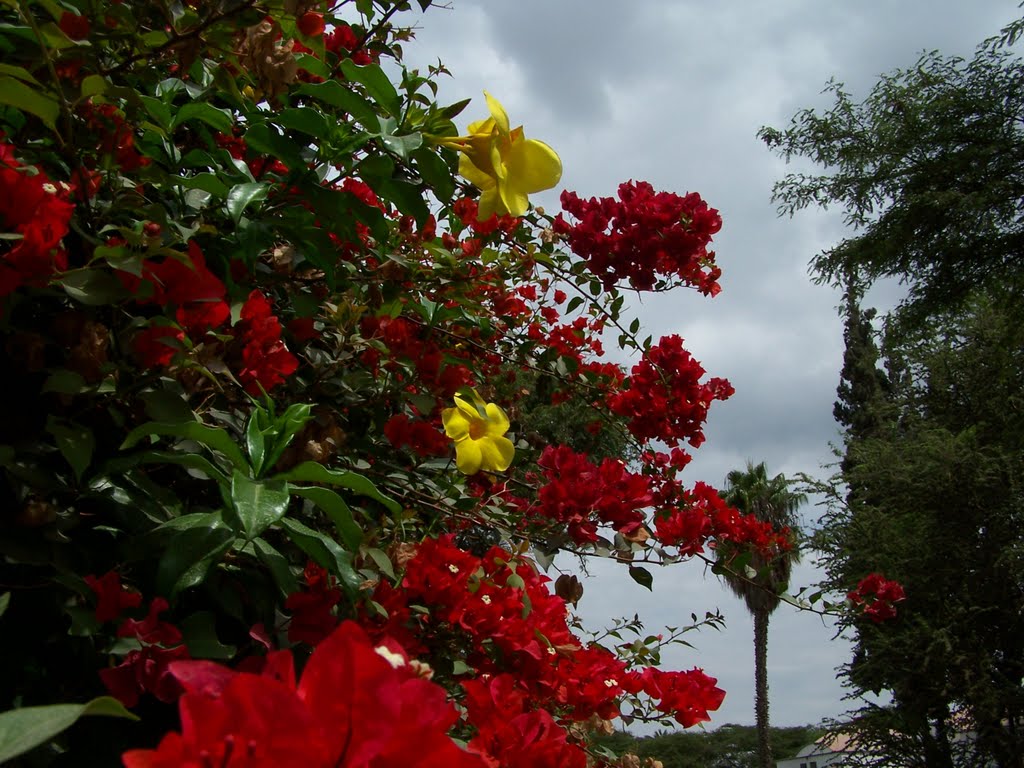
[
  {"left": 234, "top": 290, "right": 299, "bottom": 395},
  {"left": 639, "top": 667, "right": 726, "bottom": 727},
  {"left": 284, "top": 562, "right": 341, "bottom": 645},
  {"left": 121, "top": 621, "right": 484, "bottom": 768},
  {"left": 555, "top": 181, "right": 722, "bottom": 293},
  {"left": 847, "top": 572, "right": 906, "bottom": 622},
  {"left": 84, "top": 571, "right": 143, "bottom": 623},
  {"left": 58, "top": 10, "right": 91, "bottom": 40},
  {"left": 0, "top": 143, "right": 74, "bottom": 296},
  {"left": 133, "top": 325, "right": 185, "bottom": 369}
]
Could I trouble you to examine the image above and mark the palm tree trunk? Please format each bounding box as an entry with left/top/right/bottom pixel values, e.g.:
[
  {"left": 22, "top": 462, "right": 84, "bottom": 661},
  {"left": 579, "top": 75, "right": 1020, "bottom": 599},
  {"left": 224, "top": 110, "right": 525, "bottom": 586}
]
[{"left": 754, "top": 608, "right": 773, "bottom": 768}]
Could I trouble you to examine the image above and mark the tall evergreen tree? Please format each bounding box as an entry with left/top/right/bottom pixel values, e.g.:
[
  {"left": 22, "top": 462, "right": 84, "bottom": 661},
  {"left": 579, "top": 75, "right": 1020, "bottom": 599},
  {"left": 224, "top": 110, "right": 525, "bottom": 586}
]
[{"left": 717, "top": 462, "right": 805, "bottom": 768}]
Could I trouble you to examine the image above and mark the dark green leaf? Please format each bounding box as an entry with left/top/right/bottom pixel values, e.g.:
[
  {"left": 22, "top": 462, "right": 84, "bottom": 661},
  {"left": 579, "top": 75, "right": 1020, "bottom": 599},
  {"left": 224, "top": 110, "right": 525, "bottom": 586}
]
[
  {"left": 629, "top": 565, "right": 654, "bottom": 591},
  {"left": 172, "top": 102, "right": 234, "bottom": 133},
  {"left": 295, "top": 81, "right": 378, "bottom": 132},
  {"left": 291, "top": 485, "right": 363, "bottom": 550},
  {"left": 275, "top": 462, "right": 400, "bottom": 513},
  {"left": 278, "top": 517, "right": 361, "bottom": 595},
  {"left": 0, "top": 76, "right": 59, "bottom": 130},
  {"left": 413, "top": 147, "right": 454, "bottom": 203},
  {"left": 59, "top": 269, "right": 129, "bottom": 305},
  {"left": 47, "top": 419, "right": 94, "bottom": 482},
  {"left": 226, "top": 181, "right": 268, "bottom": 223},
  {"left": 0, "top": 697, "right": 137, "bottom": 764},
  {"left": 278, "top": 107, "right": 329, "bottom": 139},
  {"left": 180, "top": 611, "right": 237, "bottom": 659},
  {"left": 253, "top": 537, "right": 299, "bottom": 596},
  {"left": 121, "top": 421, "right": 248, "bottom": 472},
  {"left": 340, "top": 60, "right": 401, "bottom": 117},
  {"left": 230, "top": 470, "right": 290, "bottom": 540},
  {"left": 157, "top": 520, "right": 235, "bottom": 596}
]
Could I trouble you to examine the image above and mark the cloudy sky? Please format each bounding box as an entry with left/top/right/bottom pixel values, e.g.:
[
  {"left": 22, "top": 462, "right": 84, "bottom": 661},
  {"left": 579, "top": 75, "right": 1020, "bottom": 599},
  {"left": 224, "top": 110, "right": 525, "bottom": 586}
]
[{"left": 396, "top": 0, "right": 1022, "bottom": 734}]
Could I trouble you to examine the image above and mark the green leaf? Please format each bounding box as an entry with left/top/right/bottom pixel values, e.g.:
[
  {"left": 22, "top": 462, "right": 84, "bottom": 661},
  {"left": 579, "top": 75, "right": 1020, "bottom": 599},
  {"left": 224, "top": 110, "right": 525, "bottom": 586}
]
[
  {"left": 566, "top": 296, "right": 584, "bottom": 314},
  {"left": 245, "top": 412, "right": 267, "bottom": 477},
  {"left": 59, "top": 269, "right": 129, "bottom": 305},
  {"left": 278, "top": 107, "right": 329, "bottom": 139},
  {"left": 139, "top": 95, "right": 172, "bottom": 130},
  {"left": 279, "top": 517, "right": 361, "bottom": 595},
  {"left": 0, "top": 697, "right": 137, "bottom": 764},
  {"left": 157, "top": 518, "right": 235, "bottom": 596},
  {"left": 0, "top": 591, "right": 9, "bottom": 619},
  {"left": 243, "top": 122, "right": 305, "bottom": 171},
  {"left": 291, "top": 485, "right": 362, "bottom": 551},
  {"left": 172, "top": 102, "right": 234, "bottom": 133},
  {"left": 121, "top": 421, "right": 248, "bottom": 472},
  {"left": 46, "top": 419, "right": 94, "bottom": 482},
  {"left": 340, "top": 60, "right": 401, "bottom": 118},
  {"left": 0, "top": 63, "right": 40, "bottom": 86},
  {"left": 629, "top": 565, "right": 654, "bottom": 591},
  {"left": 413, "top": 147, "right": 455, "bottom": 203},
  {"left": 261, "top": 403, "right": 313, "bottom": 472},
  {"left": 276, "top": 462, "right": 400, "bottom": 513},
  {"left": 106, "top": 450, "right": 231, "bottom": 487},
  {"left": 375, "top": 177, "right": 430, "bottom": 227},
  {"left": 295, "top": 81, "right": 378, "bottom": 132},
  {"left": 42, "top": 370, "right": 87, "bottom": 395},
  {"left": 80, "top": 74, "right": 108, "bottom": 99},
  {"left": 0, "top": 76, "right": 59, "bottom": 130},
  {"left": 225, "top": 181, "right": 268, "bottom": 223},
  {"left": 229, "top": 470, "right": 290, "bottom": 540},
  {"left": 176, "top": 173, "right": 230, "bottom": 197},
  {"left": 253, "top": 537, "right": 299, "bottom": 596},
  {"left": 180, "top": 611, "right": 237, "bottom": 659}
]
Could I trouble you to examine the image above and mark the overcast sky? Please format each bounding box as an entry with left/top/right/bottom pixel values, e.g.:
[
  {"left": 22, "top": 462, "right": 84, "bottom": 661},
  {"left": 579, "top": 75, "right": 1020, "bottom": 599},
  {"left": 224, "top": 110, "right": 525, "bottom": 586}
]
[{"left": 398, "top": 0, "right": 1023, "bottom": 735}]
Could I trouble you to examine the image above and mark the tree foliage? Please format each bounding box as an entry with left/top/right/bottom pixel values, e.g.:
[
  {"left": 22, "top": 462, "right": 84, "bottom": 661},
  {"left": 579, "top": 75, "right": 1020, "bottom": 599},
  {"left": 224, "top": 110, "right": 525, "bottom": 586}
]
[{"left": 760, "top": 21, "right": 1024, "bottom": 325}]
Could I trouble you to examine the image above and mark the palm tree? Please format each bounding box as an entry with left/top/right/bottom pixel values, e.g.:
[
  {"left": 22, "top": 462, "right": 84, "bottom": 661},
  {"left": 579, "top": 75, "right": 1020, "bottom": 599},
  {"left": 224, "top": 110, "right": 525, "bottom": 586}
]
[{"left": 717, "top": 461, "right": 805, "bottom": 768}]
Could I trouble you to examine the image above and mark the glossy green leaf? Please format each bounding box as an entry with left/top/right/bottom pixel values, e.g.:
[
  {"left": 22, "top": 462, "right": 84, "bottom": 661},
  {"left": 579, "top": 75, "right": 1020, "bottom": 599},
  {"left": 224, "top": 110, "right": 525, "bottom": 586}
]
[
  {"left": 243, "top": 123, "right": 305, "bottom": 171},
  {"left": 245, "top": 411, "right": 267, "bottom": 477},
  {"left": 278, "top": 517, "right": 361, "bottom": 595},
  {"left": 59, "top": 269, "right": 129, "bottom": 305},
  {"left": 261, "top": 403, "right": 313, "bottom": 472},
  {"left": 46, "top": 419, "right": 94, "bottom": 482},
  {"left": 413, "top": 146, "right": 455, "bottom": 203},
  {"left": 0, "top": 697, "right": 137, "bottom": 764},
  {"left": 275, "top": 462, "right": 400, "bottom": 513},
  {"left": 230, "top": 470, "right": 289, "bottom": 540},
  {"left": 157, "top": 519, "right": 235, "bottom": 596},
  {"left": 226, "top": 182, "right": 268, "bottom": 223},
  {"left": 121, "top": 421, "right": 248, "bottom": 472},
  {"left": 340, "top": 60, "right": 401, "bottom": 117},
  {"left": 253, "top": 537, "right": 299, "bottom": 597},
  {"left": 291, "top": 485, "right": 363, "bottom": 550},
  {"left": 0, "top": 76, "right": 59, "bottom": 130},
  {"left": 278, "top": 107, "right": 329, "bottom": 139},
  {"left": 375, "top": 177, "right": 430, "bottom": 227},
  {"left": 172, "top": 102, "right": 234, "bottom": 132},
  {"left": 295, "top": 81, "right": 378, "bottom": 133}
]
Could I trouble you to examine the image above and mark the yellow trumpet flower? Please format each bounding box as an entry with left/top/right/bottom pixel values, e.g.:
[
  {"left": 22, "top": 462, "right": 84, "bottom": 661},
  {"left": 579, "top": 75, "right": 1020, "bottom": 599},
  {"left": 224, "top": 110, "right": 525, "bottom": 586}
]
[
  {"left": 439, "top": 92, "right": 562, "bottom": 220},
  {"left": 441, "top": 389, "right": 515, "bottom": 475}
]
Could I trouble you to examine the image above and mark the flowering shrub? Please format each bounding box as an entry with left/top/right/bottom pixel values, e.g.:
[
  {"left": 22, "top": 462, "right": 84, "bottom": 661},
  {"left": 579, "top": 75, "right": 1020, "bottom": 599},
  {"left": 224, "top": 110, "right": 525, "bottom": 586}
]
[{"left": 0, "top": 0, "right": 891, "bottom": 764}]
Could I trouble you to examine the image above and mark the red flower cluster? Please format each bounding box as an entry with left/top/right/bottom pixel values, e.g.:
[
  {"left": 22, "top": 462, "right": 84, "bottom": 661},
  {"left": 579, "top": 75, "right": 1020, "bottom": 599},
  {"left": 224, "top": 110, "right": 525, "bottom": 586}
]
[
  {"left": 847, "top": 572, "right": 906, "bottom": 623},
  {"left": 79, "top": 101, "right": 150, "bottom": 172},
  {"left": 235, "top": 290, "right": 300, "bottom": 396},
  {"left": 122, "top": 622, "right": 482, "bottom": 768},
  {"left": 525, "top": 445, "right": 654, "bottom": 544},
  {"left": 284, "top": 562, "right": 342, "bottom": 645},
  {"left": 608, "top": 334, "right": 734, "bottom": 450},
  {"left": 555, "top": 181, "right": 722, "bottom": 293},
  {"left": 384, "top": 412, "right": 449, "bottom": 458},
  {"left": 122, "top": 241, "right": 230, "bottom": 335},
  {"left": 0, "top": 143, "right": 74, "bottom": 296},
  {"left": 639, "top": 666, "right": 726, "bottom": 727},
  {"left": 100, "top": 597, "right": 191, "bottom": 707},
  {"left": 366, "top": 536, "right": 726, "bottom": 734},
  {"left": 654, "top": 482, "right": 793, "bottom": 558}
]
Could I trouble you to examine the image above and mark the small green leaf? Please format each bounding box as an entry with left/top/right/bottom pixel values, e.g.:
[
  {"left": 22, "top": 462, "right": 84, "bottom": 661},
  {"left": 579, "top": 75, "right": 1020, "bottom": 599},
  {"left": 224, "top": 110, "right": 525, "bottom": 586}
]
[
  {"left": 629, "top": 565, "right": 654, "bottom": 591},
  {"left": 413, "top": 146, "right": 454, "bottom": 203},
  {"left": 276, "top": 462, "right": 400, "bottom": 513},
  {"left": 246, "top": 412, "right": 266, "bottom": 477},
  {"left": 80, "top": 74, "right": 108, "bottom": 99},
  {"left": 375, "top": 177, "right": 430, "bottom": 227},
  {"left": 226, "top": 182, "right": 268, "bottom": 223},
  {"left": 261, "top": 403, "right": 313, "bottom": 472},
  {"left": 157, "top": 518, "right": 235, "bottom": 595},
  {"left": 46, "top": 418, "right": 94, "bottom": 482},
  {"left": 291, "top": 485, "right": 362, "bottom": 551},
  {"left": 230, "top": 470, "right": 290, "bottom": 540},
  {"left": 0, "top": 592, "right": 9, "bottom": 619},
  {"left": 0, "top": 63, "right": 40, "bottom": 86},
  {"left": 0, "top": 697, "right": 137, "bottom": 764},
  {"left": 0, "top": 76, "right": 59, "bottom": 130},
  {"left": 121, "top": 421, "right": 248, "bottom": 472},
  {"left": 60, "top": 269, "right": 129, "bottom": 305}
]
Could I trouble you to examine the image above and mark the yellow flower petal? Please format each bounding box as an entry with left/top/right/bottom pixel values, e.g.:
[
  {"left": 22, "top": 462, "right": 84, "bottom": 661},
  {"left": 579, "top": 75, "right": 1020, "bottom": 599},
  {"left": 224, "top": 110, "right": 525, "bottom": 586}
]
[
  {"left": 484, "top": 403, "right": 510, "bottom": 435},
  {"left": 484, "top": 91, "right": 510, "bottom": 135},
  {"left": 455, "top": 439, "right": 483, "bottom": 475},
  {"left": 442, "top": 406, "right": 472, "bottom": 440},
  {"left": 505, "top": 138, "right": 563, "bottom": 194},
  {"left": 479, "top": 435, "right": 515, "bottom": 472}
]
